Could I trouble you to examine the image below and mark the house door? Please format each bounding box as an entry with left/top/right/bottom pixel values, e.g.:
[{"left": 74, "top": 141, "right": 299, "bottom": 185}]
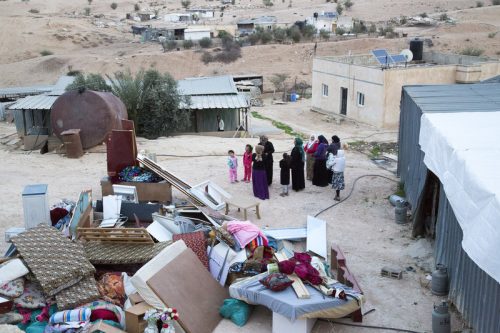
[{"left": 340, "top": 87, "right": 348, "bottom": 115}]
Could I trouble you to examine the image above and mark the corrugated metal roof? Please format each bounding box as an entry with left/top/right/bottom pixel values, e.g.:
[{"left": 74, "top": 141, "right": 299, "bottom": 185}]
[
  {"left": 237, "top": 16, "right": 277, "bottom": 25},
  {"left": 404, "top": 83, "right": 500, "bottom": 113},
  {"left": 481, "top": 75, "right": 500, "bottom": 84},
  {"left": 0, "top": 85, "right": 53, "bottom": 98},
  {"left": 178, "top": 75, "right": 237, "bottom": 95},
  {"left": 8, "top": 94, "right": 58, "bottom": 110},
  {"left": 48, "top": 76, "right": 75, "bottom": 96},
  {"left": 181, "top": 94, "right": 249, "bottom": 110}
]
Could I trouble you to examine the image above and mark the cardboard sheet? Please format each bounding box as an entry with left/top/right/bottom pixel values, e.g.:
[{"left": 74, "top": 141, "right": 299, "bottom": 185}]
[{"left": 147, "top": 248, "right": 229, "bottom": 333}]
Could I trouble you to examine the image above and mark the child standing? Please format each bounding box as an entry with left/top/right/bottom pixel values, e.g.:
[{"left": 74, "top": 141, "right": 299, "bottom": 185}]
[
  {"left": 279, "top": 153, "right": 291, "bottom": 196},
  {"left": 328, "top": 149, "right": 346, "bottom": 201},
  {"left": 242, "top": 144, "right": 253, "bottom": 182},
  {"left": 227, "top": 150, "right": 238, "bottom": 183}
]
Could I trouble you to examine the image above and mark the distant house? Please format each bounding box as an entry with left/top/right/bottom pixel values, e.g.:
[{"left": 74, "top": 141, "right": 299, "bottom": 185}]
[
  {"left": 312, "top": 48, "right": 500, "bottom": 128},
  {"left": 8, "top": 76, "right": 75, "bottom": 148},
  {"left": 177, "top": 76, "right": 250, "bottom": 133},
  {"left": 306, "top": 12, "right": 352, "bottom": 34},
  {"left": 164, "top": 13, "right": 192, "bottom": 23},
  {"left": 236, "top": 16, "right": 277, "bottom": 36},
  {"left": 336, "top": 16, "right": 353, "bottom": 31},
  {"left": 186, "top": 8, "right": 215, "bottom": 19},
  {"left": 184, "top": 28, "right": 212, "bottom": 41}
]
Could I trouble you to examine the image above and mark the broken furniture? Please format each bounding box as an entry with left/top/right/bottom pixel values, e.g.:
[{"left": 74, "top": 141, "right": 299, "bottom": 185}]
[
  {"left": 101, "top": 177, "right": 172, "bottom": 204},
  {"left": 147, "top": 248, "right": 229, "bottom": 333},
  {"left": 229, "top": 272, "right": 364, "bottom": 333},
  {"left": 22, "top": 184, "right": 50, "bottom": 230},
  {"left": 306, "top": 216, "right": 327, "bottom": 259},
  {"left": 225, "top": 196, "right": 261, "bottom": 220},
  {"left": 83, "top": 241, "right": 170, "bottom": 265},
  {"left": 77, "top": 228, "right": 154, "bottom": 244},
  {"left": 208, "top": 241, "right": 247, "bottom": 286},
  {"left": 67, "top": 189, "right": 93, "bottom": 238},
  {"left": 189, "top": 180, "right": 231, "bottom": 211}
]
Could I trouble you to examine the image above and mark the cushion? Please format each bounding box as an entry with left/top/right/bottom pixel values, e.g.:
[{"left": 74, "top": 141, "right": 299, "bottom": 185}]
[
  {"left": 130, "top": 240, "right": 187, "bottom": 309},
  {"left": 84, "top": 242, "right": 170, "bottom": 265},
  {"left": 173, "top": 231, "right": 208, "bottom": 269},
  {"left": 13, "top": 282, "right": 46, "bottom": 309},
  {"left": 97, "top": 273, "right": 125, "bottom": 307},
  {"left": 0, "top": 259, "right": 29, "bottom": 286},
  {"left": 0, "top": 278, "right": 25, "bottom": 298},
  {"left": 55, "top": 276, "right": 99, "bottom": 310},
  {"left": 259, "top": 273, "right": 293, "bottom": 292},
  {"left": 49, "top": 308, "right": 91, "bottom": 324},
  {"left": 11, "top": 225, "right": 95, "bottom": 296}
]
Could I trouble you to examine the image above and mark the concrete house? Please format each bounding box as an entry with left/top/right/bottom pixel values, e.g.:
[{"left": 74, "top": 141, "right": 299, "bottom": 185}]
[
  {"left": 311, "top": 49, "right": 500, "bottom": 128},
  {"left": 184, "top": 28, "right": 212, "bottom": 41},
  {"left": 236, "top": 16, "right": 277, "bottom": 36}
]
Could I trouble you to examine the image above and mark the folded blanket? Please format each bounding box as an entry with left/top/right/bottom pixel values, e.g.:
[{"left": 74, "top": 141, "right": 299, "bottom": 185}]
[{"left": 49, "top": 308, "right": 91, "bottom": 324}]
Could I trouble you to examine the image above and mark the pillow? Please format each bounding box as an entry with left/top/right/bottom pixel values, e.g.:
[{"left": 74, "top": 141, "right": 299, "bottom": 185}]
[
  {"left": 0, "top": 259, "right": 29, "bottom": 286},
  {"left": 49, "top": 308, "right": 91, "bottom": 324},
  {"left": 219, "top": 298, "right": 251, "bottom": 327},
  {"left": 259, "top": 273, "right": 293, "bottom": 292},
  {"left": 97, "top": 273, "right": 125, "bottom": 307},
  {"left": 0, "top": 278, "right": 25, "bottom": 298},
  {"left": 13, "top": 281, "right": 46, "bottom": 309}
]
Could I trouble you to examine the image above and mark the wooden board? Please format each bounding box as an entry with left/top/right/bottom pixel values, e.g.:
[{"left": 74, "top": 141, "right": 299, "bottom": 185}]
[
  {"left": 306, "top": 215, "right": 327, "bottom": 259},
  {"left": 147, "top": 248, "right": 229, "bottom": 333},
  {"left": 77, "top": 227, "right": 153, "bottom": 244},
  {"left": 274, "top": 250, "right": 311, "bottom": 299}
]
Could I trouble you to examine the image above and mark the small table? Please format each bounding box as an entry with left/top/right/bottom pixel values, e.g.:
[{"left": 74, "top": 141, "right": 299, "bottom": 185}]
[{"left": 225, "top": 196, "right": 261, "bottom": 220}]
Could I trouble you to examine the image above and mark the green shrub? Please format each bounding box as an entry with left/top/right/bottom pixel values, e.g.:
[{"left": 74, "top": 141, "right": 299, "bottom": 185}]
[
  {"left": 336, "top": 3, "right": 343, "bottom": 15},
  {"left": 110, "top": 2, "right": 118, "bottom": 10},
  {"left": 84, "top": 7, "right": 91, "bottom": 16},
  {"left": 476, "top": 1, "right": 483, "bottom": 7},
  {"left": 181, "top": 0, "right": 191, "bottom": 8},
  {"left": 263, "top": 0, "right": 273, "bottom": 6},
  {"left": 319, "top": 29, "right": 330, "bottom": 40},
  {"left": 28, "top": 8, "right": 39, "bottom": 13},
  {"left": 40, "top": 50, "right": 53, "bottom": 56},
  {"left": 201, "top": 51, "right": 213, "bottom": 64},
  {"left": 199, "top": 37, "right": 212, "bottom": 48},
  {"left": 248, "top": 33, "right": 260, "bottom": 45},
  {"left": 493, "top": 0, "right": 500, "bottom": 5},
  {"left": 287, "top": 26, "right": 301, "bottom": 42},
  {"left": 183, "top": 39, "right": 194, "bottom": 49},
  {"left": 162, "top": 40, "right": 177, "bottom": 52},
  {"left": 460, "top": 47, "right": 484, "bottom": 56},
  {"left": 439, "top": 13, "right": 449, "bottom": 21},
  {"left": 134, "top": 3, "right": 140, "bottom": 11},
  {"left": 260, "top": 31, "right": 272, "bottom": 44},
  {"left": 336, "top": 27, "right": 345, "bottom": 35},
  {"left": 344, "top": 0, "right": 353, "bottom": 9}
]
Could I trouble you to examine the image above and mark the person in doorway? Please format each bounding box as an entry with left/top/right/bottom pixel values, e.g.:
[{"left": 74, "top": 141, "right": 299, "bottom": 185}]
[
  {"left": 291, "top": 137, "right": 305, "bottom": 191},
  {"left": 217, "top": 115, "right": 225, "bottom": 131},
  {"left": 252, "top": 145, "right": 269, "bottom": 200},
  {"left": 227, "top": 150, "right": 238, "bottom": 183},
  {"left": 242, "top": 144, "right": 253, "bottom": 182},
  {"left": 330, "top": 149, "right": 346, "bottom": 201},
  {"left": 304, "top": 134, "right": 318, "bottom": 181},
  {"left": 259, "top": 135, "right": 275, "bottom": 186},
  {"left": 312, "top": 135, "right": 329, "bottom": 187},
  {"left": 279, "top": 153, "right": 291, "bottom": 196}
]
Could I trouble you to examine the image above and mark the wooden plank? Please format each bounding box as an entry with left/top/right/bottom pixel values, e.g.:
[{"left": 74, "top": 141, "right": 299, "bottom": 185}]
[
  {"left": 306, "top": 215, "right": 327, "bottom": 259},
  {"left": 274, "top": 250, "right": 311, "bottom": 299},
  {"left": 77, "top": 227, "right": 153, "bottom": 244},
  {"left": 147, "top": 249, "right": 228, "bottom": 333}
]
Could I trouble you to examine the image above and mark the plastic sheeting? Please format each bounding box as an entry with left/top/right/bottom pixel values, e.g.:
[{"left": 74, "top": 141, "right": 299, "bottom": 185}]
[{"left": 420, "top": 112, "right": 500, "bottom": 284}]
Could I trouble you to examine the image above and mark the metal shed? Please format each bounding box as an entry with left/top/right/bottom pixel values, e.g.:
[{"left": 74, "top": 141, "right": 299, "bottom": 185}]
[
  {"left": 178, "top": 75, "right": 250, "bottom": 132},
  {"left": 398, "top": 83, "right": 500, "bottom": 333}
]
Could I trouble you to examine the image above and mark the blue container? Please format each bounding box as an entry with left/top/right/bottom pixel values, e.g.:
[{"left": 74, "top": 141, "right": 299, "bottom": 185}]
[{"left": 290, "top": 93, "right": 297, "bottom": 102}]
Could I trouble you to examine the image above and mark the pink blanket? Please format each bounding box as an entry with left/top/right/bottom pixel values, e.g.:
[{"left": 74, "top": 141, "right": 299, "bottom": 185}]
[{"left": 226, "top": 221, "right": 268, "bottom": 248}]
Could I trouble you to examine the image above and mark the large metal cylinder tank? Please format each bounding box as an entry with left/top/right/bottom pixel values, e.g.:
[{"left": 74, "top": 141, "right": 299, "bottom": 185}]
[
  {"left": 410, "top": 38, "right": 424, "bottom": 61},
  {"left": 51, "top": 90, "right": 128, "bottom": 149}
]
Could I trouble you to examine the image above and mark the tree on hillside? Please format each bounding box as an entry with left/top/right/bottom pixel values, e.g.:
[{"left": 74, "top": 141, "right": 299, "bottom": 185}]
[
  {"left": 66, "top": 73, "right": 111, "bottom": 92},
  {"left": 270, "top": 73, "right": 289, "bottom": 100},
  {"left": 181, "top": 0, "right": 191, "bottom": 9},
  {"left": 344, "top": 0, "right": 353, "bottom": 9},
  {"left": 336, "top": 3, "right": 344, "bottom": 15}
]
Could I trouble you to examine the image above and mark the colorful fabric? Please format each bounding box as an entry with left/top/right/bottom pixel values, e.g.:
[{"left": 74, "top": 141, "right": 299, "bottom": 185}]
[
  {"left": 13, "top": 281, "right": 46, "bottom": 309},
  {"left": 259, "top": 273, "right": 293, "bottom": 292},
  {"left": 227, "top": 221, "right": 268, "bottom": 248},
  {"left": 0, "top": 278, "right": 25, "bottom": 298},
  {"left": 97, "top": 273, "right": 125, "bottom": 307},
  {"left": 78, "top": 301, "right": 125, "bottom": 329},
  {"left": 118, "top": 166, "right": 160, "bottom": 183},
  {"left": 173, "top": 231, "right": 209, "bottom": 269},
  {"left": 49, "top": 308, "right": 91, "bottom": 324},
  {"left": 243, "top": 151, "right": 252, "bottom": 167},
  {"left": 227, "top": 156, "right": 238, "bottom": 169},
  {"left": 332, "top": 172, "right": 345, "bottom": 191},
  {"left": 11, "top": 225, "right": 95, "bottom": 297}
]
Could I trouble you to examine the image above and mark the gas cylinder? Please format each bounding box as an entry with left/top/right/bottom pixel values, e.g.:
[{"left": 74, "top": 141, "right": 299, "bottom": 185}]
[
  {"left": 432, "top": 301, "right": 451, "bottom": 333},
  {"left": 431, "top": 264, "right": 449, "bottom": 296},
  {"left": 395, "top": 200, "right": 408, "bottom": 224},
  {"left": 389, "top": 194, "right": 406, "bottom": 207}
]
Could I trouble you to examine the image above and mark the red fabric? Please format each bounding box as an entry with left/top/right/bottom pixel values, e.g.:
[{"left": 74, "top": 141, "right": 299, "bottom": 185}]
[
  {"left": 243, "top": 152, "right": 253, "bottom": 167},
  {"left": 278, "top": 260, "right": 296, "bottom": 275},
  {"left": 304, "top": 141, "right": 319, "bottom": 154},
  {"left": 173, "top": 231, "right": 208, "bottom": 269},
  {"left": 50, "top": 207, "right": 68, "bottom": 226},
  {"left": 35, "top": 304, "right": 51, "bottom": 322},
  {"left": 90, "top": 309, "right": 119, "bottom": 322},
  {"left": 278, "top": 252, "right": 322, "bottom": 286},
  {"left": 293, "top": 252, "right": 312, "bottom": 263}
]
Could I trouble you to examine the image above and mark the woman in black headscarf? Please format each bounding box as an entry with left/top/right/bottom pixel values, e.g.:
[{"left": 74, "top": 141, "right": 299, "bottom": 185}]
[
  {"left": 259, "top": 135, "right": 275, "bottom": 185},
  {"left": 312, "top": 135, "right": 330, "bottom": 187},
  {"left": 290, "top": 137, "right": 305, "bottom": 191}
]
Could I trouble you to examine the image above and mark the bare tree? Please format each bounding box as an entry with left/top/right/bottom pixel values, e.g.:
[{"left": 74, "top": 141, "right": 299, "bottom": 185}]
[{"left": 270, "top": 73, "right": 289, "bottom": 101}]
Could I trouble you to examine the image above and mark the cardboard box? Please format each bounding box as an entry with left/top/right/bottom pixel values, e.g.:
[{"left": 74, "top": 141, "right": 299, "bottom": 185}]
[
  {"left": 89, "top": 320, "right": 126, "bottom": 333},
  {"left": 128, "top": 292, "right": 145, "bottom": 306},
  {"left": 101, "top": 177, "right": 172, "bottom": 203},
  {"left": 125, "top": 302, "right": 152, "bottom": 333}
]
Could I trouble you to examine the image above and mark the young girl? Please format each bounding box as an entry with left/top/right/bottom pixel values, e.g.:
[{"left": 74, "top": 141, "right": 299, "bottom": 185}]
[
  {"left": 227, "top": 150, "right": 238, "bottom": 183},
  {"left": 279, "top": 153, "right": 291, "bottom": 196},
  {"left": 327, "top": 149, "right": 346, "bottom": 201},
  {"left": 242, "top": 144, "right": 253, "bottom": 183}
]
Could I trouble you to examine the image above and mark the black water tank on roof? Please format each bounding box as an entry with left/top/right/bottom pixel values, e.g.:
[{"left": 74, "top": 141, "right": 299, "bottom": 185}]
[{"left": 410, "top": 38, "right": 424, "bottom": 61}]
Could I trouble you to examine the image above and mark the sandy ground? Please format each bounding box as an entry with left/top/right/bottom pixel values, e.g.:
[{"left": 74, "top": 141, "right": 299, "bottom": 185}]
[{"left": 0, "top": 99, "right": 466, "bottom": 332}]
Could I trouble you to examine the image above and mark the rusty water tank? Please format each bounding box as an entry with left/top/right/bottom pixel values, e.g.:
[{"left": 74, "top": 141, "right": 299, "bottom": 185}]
[{"left": 51, "top": 90, "right": 128, "bottom": 149}]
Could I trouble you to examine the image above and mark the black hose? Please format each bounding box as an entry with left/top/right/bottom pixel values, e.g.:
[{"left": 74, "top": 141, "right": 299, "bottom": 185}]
[
  {"left": 319, "top": 318, "right": 424, "bottom": 333},
  {"left": 314, "top": 174, "right": 399, "bottom": 217}
]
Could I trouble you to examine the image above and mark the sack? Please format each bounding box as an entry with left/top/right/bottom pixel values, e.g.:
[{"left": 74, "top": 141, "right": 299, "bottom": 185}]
[{"left": 219, "top": 298, "right": 252, "bottom": 327}]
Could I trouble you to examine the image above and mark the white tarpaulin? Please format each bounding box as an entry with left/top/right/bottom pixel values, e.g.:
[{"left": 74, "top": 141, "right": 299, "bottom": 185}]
[{"left": 419, "top": 111, "right": 500, "bottom": 284}]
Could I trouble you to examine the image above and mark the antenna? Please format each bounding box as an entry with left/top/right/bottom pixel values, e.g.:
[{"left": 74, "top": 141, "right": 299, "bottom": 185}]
[{"left": 400, "top": 49, "right": 413, "bottom": 62}]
